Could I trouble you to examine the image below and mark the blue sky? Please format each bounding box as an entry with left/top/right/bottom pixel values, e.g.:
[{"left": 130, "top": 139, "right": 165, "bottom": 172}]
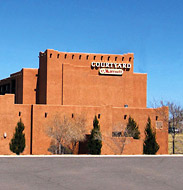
[{"left": 0, "top": 0, "right": 183, "bottom": 107}]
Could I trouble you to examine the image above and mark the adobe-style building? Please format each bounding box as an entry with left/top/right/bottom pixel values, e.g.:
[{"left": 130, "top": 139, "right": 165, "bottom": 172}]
[{"left": 0, "top": 49, "right": 168, "bottom": 155}]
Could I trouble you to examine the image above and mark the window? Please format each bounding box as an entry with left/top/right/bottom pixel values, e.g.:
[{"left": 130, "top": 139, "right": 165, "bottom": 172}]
[
  {"left": 45, "top": 112, "right": 48, "bottom": 118},
  {"left": 101, "top": 56, "right": 103, "bottom": 60},
  {"left": 94, "top": 56, "right": 96, "bottom": 60},
  {"left": 86, "top": 55, "right": 89, "bottom": 60},
  {"left": 156, "top": 121, "right": 163, "bottom": 129},
  {"left": 72, "top": 55, "right": 74, "bottom": 59},
  {"left": 79, "top": 55, "right": 82, "bottom": 59},
  {"left": 156, "top": 116, "right": 158, "bottom": 121},
  {"left": 112, "top": 132, "right": 122, "bottom": 137},
  {"left": 64, "top": 54, "right": 67, "bottom": 59},
  {"left": 57, "top": 54, "right": 60, "bottom": 58},
  {"left": 98, "top": 114, "right": 101, "bottom": 119},
  {"left": 129, "top": 57, "right": 132, "bottom": 62},
  {"left": 124, "top": 115, "right": 127, "bottom": 120},
  {"left": 124, "top": 104, "right": 128, "bottom": 108},
  {"left": 19, "top": 112, "right": 21, "bottom": 116},
  {"left": 72, "top": 113, "right": 74, "bottom": 118},
  {"left": 107, "top": 56, "right": 110, "bottom": 61},
  {"left": 122, "top": 57, "right": 124, "bottom": 61},
  {"left": 50, "top": 53, "right": 52, "bottom": 58},
  {"left": 115, "top": 57, "right": 117, "bottom": 61}
]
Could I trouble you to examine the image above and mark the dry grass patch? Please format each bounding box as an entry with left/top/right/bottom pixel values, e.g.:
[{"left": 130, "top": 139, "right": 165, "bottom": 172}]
[{"left": 169, "top": 133, "right": 183, "bottom": 154}]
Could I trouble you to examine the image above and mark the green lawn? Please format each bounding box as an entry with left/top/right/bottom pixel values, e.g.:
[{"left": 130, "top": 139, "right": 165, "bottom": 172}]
[{"left": 169, "top": 134, "right": 183, "bottom": 154}]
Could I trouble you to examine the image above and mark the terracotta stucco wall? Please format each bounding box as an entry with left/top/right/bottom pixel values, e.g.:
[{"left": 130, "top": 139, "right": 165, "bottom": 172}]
[
  {"left": 62, "top": 64, "right": 147, "bottom": 107},
  {"left": 22, "top": 68, "right": 38, "bottom": 104},
  {"left": 31, "top": 104, "right": 167, "bottom": 155},
  {"left": 39, "top": 49, "right": 145, "bottom": 108},
  {"left": 0, "top": 95, "right": 168, "bottom": 155},
  {"left": 37, "top": 51, "right": 47, "bottom": 104},
  {"left": 0, "top": 94, "right": 31, "bottom": 155},
  {"left": 112, "top": 107, "right": 168, "bottom": 154}
]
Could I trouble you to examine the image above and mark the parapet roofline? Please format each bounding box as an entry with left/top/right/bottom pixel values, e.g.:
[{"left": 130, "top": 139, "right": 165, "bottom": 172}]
[
  {"left": 0, "top": 68, "right": 38, "bottom": 81},
  {"left": 42, "top": 49, "right": 134, "bottom": 56},
  {"left": 10, "top": 70, "right": 22, "bottom": 77},
  {"left": 21, "top": 68, "right": 38, "bottom": 70},
  {"left": 0, "top": 70, "right": 22, "bottom": 81},
  {"left": 133, "top": 73, "right": 147, "bottom": 75}
]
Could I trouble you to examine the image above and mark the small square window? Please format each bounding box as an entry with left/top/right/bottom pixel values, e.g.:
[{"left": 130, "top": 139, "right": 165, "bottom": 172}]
[
  {"left": 112, "top": 132, "right": 122, "bottom": 137},
  {"left": 124, "top": 104, "right": 128, "bottom": 108},
  {"left": 156, "top": 121, "right": 163, "bottom": 129}
]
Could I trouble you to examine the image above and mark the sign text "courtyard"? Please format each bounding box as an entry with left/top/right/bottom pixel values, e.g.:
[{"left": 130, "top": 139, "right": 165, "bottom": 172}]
[{"left": 91, "top": 62, "right": 131, "bottom": 69}]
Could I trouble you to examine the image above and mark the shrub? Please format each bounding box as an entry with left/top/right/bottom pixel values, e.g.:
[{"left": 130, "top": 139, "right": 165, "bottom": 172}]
[{"left": 9, "top": 119, "right": 25, "bottom": 155}]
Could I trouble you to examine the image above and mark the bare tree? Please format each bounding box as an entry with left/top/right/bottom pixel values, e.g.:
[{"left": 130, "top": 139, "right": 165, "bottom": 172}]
[
  {"left": 69, "top": 115, "right": 86, "bottom": 152},
  {"left": 166, "top": 102, "right": 183, "bottom": 129},
  {"left": 46, "top": 114, "right": 86, "bottom": 154},
  {"left": 102, "top": 122, "right": 133, "bottom": 154},
  {"left": 163, "top": 102, "right": 183, "bottom": 154},
  {"left": 112, "top": 122, "right": 131, "bottom": 154},
  {"left": 152, "top": 100, "right": 183, "bottom": 125}
]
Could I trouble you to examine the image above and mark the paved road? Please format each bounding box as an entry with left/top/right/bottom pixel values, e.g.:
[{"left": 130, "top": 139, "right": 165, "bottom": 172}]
[{"left": 0, "top": 156, "right": 183, "bottom": 190}]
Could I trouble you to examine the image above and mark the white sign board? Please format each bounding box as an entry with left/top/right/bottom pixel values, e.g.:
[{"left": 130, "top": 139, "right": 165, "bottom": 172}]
[{"left": 99, "top": 69, "right": 123, "bottom": 75}]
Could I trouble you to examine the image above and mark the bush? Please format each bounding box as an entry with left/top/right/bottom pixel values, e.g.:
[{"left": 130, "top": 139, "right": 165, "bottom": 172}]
[
  {"left": 126, "top": 116, "right": 140, "bottom": 139},
  {"left": 88, "top": 116, "right": 102, "bottom": 155},
  {"left": 9, "top": 119, "right": 25, "bottom": 155},
  {"left": 143, "top": 117, "right": 159, "bottom": 154}
]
